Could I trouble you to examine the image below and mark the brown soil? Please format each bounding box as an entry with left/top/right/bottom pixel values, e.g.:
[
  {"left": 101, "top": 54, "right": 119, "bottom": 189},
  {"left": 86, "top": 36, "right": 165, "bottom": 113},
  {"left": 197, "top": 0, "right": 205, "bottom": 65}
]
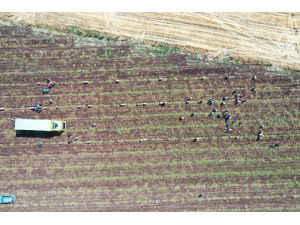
[{"left": 0, "top": 24, "right": 299, "bottom": 211}]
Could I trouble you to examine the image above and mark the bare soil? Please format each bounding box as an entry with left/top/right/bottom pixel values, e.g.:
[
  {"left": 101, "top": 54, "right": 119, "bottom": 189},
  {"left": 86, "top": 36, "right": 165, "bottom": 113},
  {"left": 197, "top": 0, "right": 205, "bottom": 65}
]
[{"left": 0, "top": 24, "right": 299, "bottom": 211}]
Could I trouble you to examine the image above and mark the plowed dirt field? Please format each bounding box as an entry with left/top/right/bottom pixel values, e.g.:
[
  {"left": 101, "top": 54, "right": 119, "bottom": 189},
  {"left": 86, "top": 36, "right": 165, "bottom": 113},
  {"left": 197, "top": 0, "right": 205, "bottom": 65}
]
[{"left": 0, "top": 24, "right": 299, "bottom": 211}]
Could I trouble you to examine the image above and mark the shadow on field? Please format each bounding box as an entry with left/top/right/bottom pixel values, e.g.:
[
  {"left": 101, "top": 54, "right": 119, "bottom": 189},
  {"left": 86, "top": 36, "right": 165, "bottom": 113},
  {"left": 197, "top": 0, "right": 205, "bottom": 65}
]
[{"left": 16, "top": 130, "right": 63, "bottom": 138}]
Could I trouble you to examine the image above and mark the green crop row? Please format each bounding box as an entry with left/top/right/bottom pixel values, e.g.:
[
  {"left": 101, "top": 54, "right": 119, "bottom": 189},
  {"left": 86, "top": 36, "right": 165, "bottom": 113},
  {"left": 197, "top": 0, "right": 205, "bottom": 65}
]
[
  {"left": 200, "top": 205, "right": 300, "bottom": 212},
  {"left": 1, "top": 154, "right": 293, "bottom": 173},
  {"left": 1, "top": 148, "right": 298, "bottom": 177},
  {"left": 17, "top": 156, "right": 297, "bottom": 175},
  {"left": 153, "top": 43, "right": 179, "bottom": 56},
  {"left": 5, "top": 167, "right": 300, "bottom": 186},
  {"left": 14, "top": 178, "right": 297, "bottom": 201},
  {"left": 1, "top": 131, "right": 298, "bottom": 148},
  {"left": 2, "top": 141, "right": 297, "bottom": 164},
  {"left": 0, "top": 59, "right": 195, "bottom": 76},
  {"left": 67, "top": 26, "right": 116, "bottom": 42}
]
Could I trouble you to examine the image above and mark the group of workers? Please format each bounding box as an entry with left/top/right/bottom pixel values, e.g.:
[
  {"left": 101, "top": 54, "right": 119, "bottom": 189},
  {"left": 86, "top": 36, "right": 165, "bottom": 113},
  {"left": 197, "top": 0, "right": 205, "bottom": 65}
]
[
  {"left": 42, "top": 78, "right": 56, "bottom": 94},
  {"left": 31, "top": 78, "right": 56, "bottom": 113}
]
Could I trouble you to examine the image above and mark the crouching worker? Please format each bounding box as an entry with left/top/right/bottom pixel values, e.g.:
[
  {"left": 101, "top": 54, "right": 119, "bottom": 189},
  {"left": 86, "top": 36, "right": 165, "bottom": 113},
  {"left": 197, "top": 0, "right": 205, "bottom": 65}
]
[
  {"left": 43, "top": 88, "right": 50, "bottom": 94},
  {"left": 46, "top": 78, "right": 56, "bottom": 89},
  {"left": 31, "top": 103, "right": 42, "bottom": 113}
]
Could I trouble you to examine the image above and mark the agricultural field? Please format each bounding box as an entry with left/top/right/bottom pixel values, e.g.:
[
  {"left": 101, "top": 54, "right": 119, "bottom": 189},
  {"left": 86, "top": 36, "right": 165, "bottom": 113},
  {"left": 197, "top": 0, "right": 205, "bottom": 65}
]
[
  {"left": 1, "top": 13, "right": 300, "bottom": 69},
  {"left": 0, "top": 23, "right": 300, "bottom": 211}
]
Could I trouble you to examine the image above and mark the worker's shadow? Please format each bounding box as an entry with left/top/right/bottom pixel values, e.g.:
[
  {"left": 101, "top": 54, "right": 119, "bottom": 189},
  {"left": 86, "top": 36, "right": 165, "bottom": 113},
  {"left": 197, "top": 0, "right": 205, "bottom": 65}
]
[{"left": 16, "top": 130, "right": 63, "bottom": 138}]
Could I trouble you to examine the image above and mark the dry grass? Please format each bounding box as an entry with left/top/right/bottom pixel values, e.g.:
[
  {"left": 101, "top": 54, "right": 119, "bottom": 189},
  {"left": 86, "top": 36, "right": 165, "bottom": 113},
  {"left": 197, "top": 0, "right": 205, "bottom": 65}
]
[{"left": 1, "top": 12, "right": 300, "bottom": 69}]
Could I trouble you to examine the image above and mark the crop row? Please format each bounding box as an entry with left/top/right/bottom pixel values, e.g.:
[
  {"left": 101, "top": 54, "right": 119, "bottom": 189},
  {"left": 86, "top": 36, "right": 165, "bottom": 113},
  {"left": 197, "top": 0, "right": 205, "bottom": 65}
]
[{"left": 1, "top": 24, "right": 299, "bottom": 211}]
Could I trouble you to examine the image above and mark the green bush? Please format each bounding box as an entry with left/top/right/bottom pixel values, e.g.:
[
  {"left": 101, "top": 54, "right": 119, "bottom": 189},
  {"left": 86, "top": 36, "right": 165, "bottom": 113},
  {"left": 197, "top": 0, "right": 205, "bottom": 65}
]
[
  {"left": 153, "top": 44, "right": 178, "bottom": 56},
  {"left": 67, "top": 26, "right": 113, "bottom": 41}
]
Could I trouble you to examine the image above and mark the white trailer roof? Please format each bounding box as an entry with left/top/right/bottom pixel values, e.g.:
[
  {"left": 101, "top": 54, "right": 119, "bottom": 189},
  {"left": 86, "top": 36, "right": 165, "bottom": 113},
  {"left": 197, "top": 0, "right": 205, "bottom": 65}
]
[{"left": 15, "top": 118, "right": 51, "bottom": 131}]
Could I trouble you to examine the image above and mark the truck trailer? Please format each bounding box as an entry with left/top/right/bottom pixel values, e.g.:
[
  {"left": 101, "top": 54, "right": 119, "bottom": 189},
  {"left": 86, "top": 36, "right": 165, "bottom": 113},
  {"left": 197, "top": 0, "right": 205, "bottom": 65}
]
[{"left": 15, "top": 118, "right": 66, "bottom": 132}]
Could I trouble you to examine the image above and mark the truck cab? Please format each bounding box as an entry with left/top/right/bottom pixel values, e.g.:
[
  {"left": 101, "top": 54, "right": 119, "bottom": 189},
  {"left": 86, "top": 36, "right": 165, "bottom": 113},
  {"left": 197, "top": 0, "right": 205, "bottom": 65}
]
[{"left": 51, "top": 120, "right": 66, "bottom": 131}]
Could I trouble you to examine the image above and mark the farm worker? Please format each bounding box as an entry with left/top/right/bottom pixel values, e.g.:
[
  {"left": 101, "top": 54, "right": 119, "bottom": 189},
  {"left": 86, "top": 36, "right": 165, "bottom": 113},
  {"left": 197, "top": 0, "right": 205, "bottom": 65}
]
[
  {"left": 48, "top": 83, "right": 53, "bottom": 89},
  {"left": 43, "top": 88, "right": 50, "bottom": 94},
  {"left": 235, "top": 98, "right": 241, "bottom": 105},
  {"left": 222, "top": 96, "right": 228, "bottom": 101},
  {"left": 32, "top": 103, "right": 42, "bottom": 113},
  {"left": 226, "top": 127, "right": 232, "bottom": 133},
  {"left": 207, "top": 98, "right": 215, "bottom": 105},
  {"left": 252, "top": 75, "right": 257, "bottom": 81},
  {"left": 257, "top": 130, "right": 264, "bottom": 141},
  {"left": 223, "top": 113, "right": 232, "bottom": 122},
  {"left": 208, "top": 108, "right": 218, "bottom": 117},
  {"left": 67, "top": 133, "right": 73, "bottom": 144},
  {"left": 232, "top": 90, "right": 238, "bottom": 95},
  {"left": 224, "top": 73, "right": 230, "bottom": 80},
  {"left": 46, "top": 78, "right": 56, "bottom": 88},
  {"left": 48, "top": 81, "right": 55, "bottom": 89},
  {"left": 269, "top": 143, "right": 279, "bottom": 149},
  {"left": 234, "top": 93, "right": 241, "bottom": 98}
]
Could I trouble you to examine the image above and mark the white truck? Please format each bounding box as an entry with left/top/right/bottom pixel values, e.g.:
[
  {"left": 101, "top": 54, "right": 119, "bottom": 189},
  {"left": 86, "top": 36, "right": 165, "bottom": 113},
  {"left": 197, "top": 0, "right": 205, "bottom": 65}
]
[{"left": 15, "top": 118, "right": 66, "bottom": 132}]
